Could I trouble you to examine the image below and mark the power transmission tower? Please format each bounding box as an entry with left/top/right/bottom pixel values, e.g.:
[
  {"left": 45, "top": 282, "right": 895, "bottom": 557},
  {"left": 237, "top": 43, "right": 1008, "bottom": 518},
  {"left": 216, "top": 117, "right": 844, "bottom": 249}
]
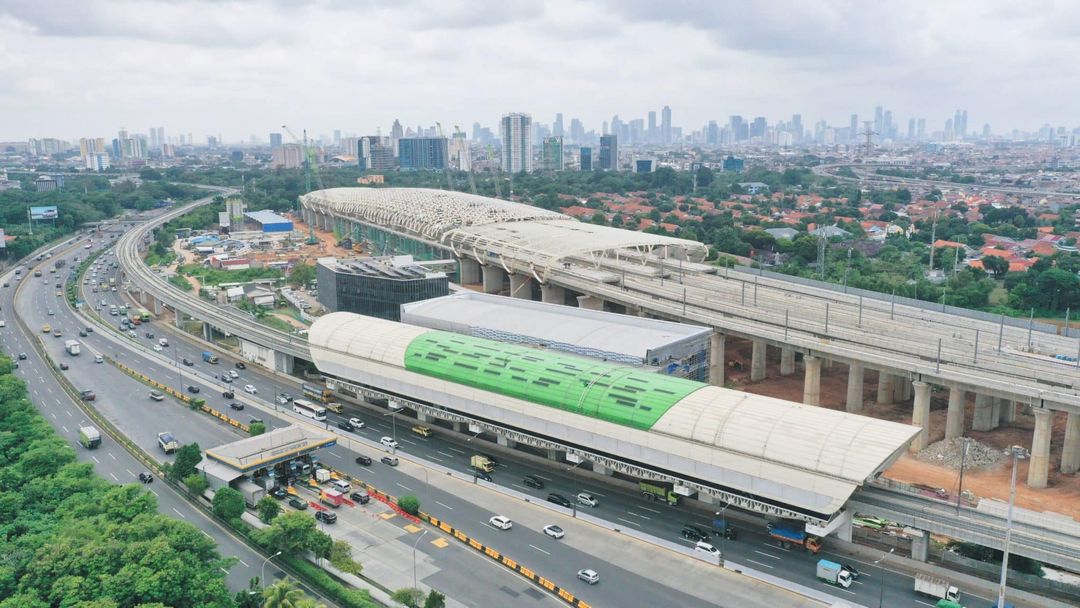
[{"left": 860, "top": 121, "right": 877, "bottom": 157}]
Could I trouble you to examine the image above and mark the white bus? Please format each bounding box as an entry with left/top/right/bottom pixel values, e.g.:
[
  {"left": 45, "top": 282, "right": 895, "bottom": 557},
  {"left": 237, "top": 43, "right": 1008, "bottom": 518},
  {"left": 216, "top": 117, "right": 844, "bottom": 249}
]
[{"left": 292, "top": 399, "right": 327, "bottom": 422}]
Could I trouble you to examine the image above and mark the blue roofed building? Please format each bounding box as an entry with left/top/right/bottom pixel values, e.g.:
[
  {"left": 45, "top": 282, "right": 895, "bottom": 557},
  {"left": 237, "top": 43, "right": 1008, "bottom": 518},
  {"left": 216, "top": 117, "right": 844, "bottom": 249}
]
[{"left": 244, "top": 210, "right": 294, "bottom": 233}]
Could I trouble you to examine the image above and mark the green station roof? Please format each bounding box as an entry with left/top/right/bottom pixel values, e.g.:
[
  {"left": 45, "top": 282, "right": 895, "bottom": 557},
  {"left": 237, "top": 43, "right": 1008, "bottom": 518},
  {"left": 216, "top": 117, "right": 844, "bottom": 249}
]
[{"left": 404, "top": 330, "right": 704, "bottom": 430}]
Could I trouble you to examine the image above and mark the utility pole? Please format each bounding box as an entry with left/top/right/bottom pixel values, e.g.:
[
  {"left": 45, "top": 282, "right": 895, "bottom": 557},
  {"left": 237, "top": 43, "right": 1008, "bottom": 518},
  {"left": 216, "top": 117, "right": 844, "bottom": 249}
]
[{"left": 928, "top": 211, "right": 938, "bottom": 272}]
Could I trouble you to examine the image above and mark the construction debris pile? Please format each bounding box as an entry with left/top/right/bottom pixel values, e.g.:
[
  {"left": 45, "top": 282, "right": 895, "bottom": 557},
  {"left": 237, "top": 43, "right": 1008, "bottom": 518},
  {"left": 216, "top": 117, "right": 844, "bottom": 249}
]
[{"left": 915, "top": 437, "right": 1007, "bottom": 470}]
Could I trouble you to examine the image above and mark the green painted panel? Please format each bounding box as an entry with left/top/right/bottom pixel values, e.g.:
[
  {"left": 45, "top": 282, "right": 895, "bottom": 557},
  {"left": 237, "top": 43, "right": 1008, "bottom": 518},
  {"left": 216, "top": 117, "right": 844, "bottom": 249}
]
[{"left": 404, "top": 330, "right": 703, "bottom": 430}]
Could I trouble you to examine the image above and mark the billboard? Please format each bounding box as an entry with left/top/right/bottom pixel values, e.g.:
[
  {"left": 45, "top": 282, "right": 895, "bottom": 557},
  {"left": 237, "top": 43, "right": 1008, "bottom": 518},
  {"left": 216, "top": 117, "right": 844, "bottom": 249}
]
[{"left": 30, "top": 206, "right": 58, "bottom": 220}]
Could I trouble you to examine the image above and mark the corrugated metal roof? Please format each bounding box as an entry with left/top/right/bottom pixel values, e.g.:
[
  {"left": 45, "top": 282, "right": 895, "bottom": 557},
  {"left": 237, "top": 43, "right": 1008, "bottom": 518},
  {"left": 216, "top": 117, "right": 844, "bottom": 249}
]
[{"left": 244, "top": 210, "right": 292, "bottom": 225}]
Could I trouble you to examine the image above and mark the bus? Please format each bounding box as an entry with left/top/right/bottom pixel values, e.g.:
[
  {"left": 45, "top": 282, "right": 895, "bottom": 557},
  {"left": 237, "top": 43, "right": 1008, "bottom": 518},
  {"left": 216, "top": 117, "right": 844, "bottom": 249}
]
[
  {"left": 292, "top": 399, "right": 327, "bottom": 422},
  {"left": 136, "top": 308, "right": 151, "bottom": 322},
  {"left": 301, "top": 383, "right": 332, "bottom": 402},
  {"left": 118, "top": 305, "right": 128, "bottom": 315}
]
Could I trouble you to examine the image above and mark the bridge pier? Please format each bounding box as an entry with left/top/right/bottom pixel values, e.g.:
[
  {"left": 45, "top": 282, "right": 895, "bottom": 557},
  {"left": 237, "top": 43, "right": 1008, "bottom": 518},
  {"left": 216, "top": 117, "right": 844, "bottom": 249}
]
[
  {"left": 202, "top": 322, "right": 212, "bottom": 342},
  {"left": 779, "top": 347, "right": 795, "bottom": 376},
  {"left": 909, "top": 380, "right": 931, "bottom": 452},
  {"left": 540, "top": 283, "right": 565, "bottom": 304},
  {"left": 592, "top": 463, "right": 613, "bottom": 476},
  {"left": 972, "top": 393, "right": 997, "bottom": 431},
  {"left": 577, "top": 295, "right": 604, "bottom": 311},
  {"left": 708, "top": 332, "right": 726, "bottom": 387},
  {"left": 802, "top": 356, "right": 821, "bottom": 406},
  {"left": 508, "top": 273, "right": 532, "bottom": 299},
  {"left": 750, "top": 340, "right": 767, "bottom": 382},
  {"left": 1028, "top": 408, "right": 1052, "bottom": 489},
  {"left": 845, "top": 361, "right": 864, "bottom": 413},
  {"left": 1062, "top": 412, "right": 1080, "bottom": 474},
  {"left": 481, "top": 265, "right": 504, "bottom": 294},
  {"left": 910, "top": 529, "right": 929, "bottom": 563},
  {"left": 945, "top": 387, "right": 966, "bottom": 440},
  {"left": 497, "top": 435, "right": 517, "bottom": 449},
  {"left": 174, "top": 309, "right": 184, "bottom": 329},
  {"left": 893, "top": 374, "right": 910, "bottom": 402},
  {"left": 876, "top": 372, "right": 893, "bottom": 405},
  {"left": 458, "top": 258, "right": 481, "bottom": 285},
  {"left": 998, "top": 398, "right": 1016, "bottom": 426}
]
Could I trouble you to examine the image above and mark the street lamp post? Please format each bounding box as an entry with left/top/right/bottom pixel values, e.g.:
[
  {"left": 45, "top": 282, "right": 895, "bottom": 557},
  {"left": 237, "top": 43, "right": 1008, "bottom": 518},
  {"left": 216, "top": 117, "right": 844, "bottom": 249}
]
[
  {"left": 998, "top": 445, "right": 1026, "bottom": 608},
  {"left": 566, "top": 460, "right": 583, "bottom": 517},
  {"left": 875, "top": 548, "right": 894, "bottom": 608},
  {"left": 412, "top": 529, "right": 428, "bottom": 589},
  {"left": 260, "top": 550, "right": 282, "bottom": 587},
  {"left": 716, "top": 501, "right": 730, "bottom": 561}
]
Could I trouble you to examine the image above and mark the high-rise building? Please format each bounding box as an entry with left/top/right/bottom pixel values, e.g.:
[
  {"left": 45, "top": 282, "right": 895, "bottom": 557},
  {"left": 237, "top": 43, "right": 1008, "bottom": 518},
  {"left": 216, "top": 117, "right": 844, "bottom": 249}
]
[
  {"left": 358, "top": 136, "right": 395, "bottom": 170},
  {"left": 648, "top": 111, "right": 657, "bottom": 143},
  {"left": 849, "top": 114, "right": 858, "bottom": 142},
  {"left": 449, "top": 134, "right": 470, "bottom": 171},
  {"left": 883, "top": 110, "right": 893, "bottom": 139},
  {"left": 155, "top": 127, "right": 165, "bottom": 150},
  {"left": 706, "top": 121, "right": 720, "bottom": 146},
  {"left": 791, "top": 114, "right": 803, "bottom": 142},
  {"left": 907, "top": 118, "right": 916, "bottom": 140},
  {"left": 398, "top": 137, "right": 449, "bottom": 170},
  {"left": 500, "top": 113, "right": 532, "bottom": 173},
  {"left": 569, "top": 118, "right": 584, "bottom": 144},
  {"left": 272, "top": 144, "right": 304, "bottom": 169},
  {"left": 579, "top": 147, "right": 592, "bottom": 171},
  {"left": 874, "top": 106, "right": 884, "bottom": 137},
  {"left": 729, "top": 116, "right": 748, "bottom": 141},
  {"left": 661, "top": 105, "right": 672, "bottom": 144},
  {"left": 542, "top": 136, "right": 563, "bottom": 171},
  {"left": 751, "top": 117, "right": 767, "bottom": 139},
  {"left": 599, "top": 135, "right": 618, "bottom": 171},
  {"left": 553, "top": 113, "right": 564, "bottom": 138},
  {"left": 333, "top": 129, "right": 341, "bottom": 147},
  {"left": 391, "top": 119, "right": 404, "bottom": 156},
  {"left": 85, "top": 153, "right": 110, "bottom": 171},
  {"left": 917, "top": 118, "right": 926, "bottom": 140},
  {"left": 270, "top": 133, "right": 283, "bottom": 149}
]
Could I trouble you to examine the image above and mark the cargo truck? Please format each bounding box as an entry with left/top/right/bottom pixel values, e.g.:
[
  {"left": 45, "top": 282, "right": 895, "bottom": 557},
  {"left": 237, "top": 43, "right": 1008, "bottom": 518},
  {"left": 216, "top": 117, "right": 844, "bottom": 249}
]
[
  {"left": 236, "top": 479, "right": 265, "bottom": 508},
  {"left": 202, "top": 351, "right": 218, "bottom": 364},
  {"left": 815, "top": 559, "right": 853, "bottom": 589},
  {"left": 712, "top": 514, "right": 738, "bottom": 540},
  {"left": 320, "top": 489, "right": 345, "bottom": 508},
  {"left": 470, "top": 454, "right": 495, "bottom": 473},
  {"left": 767, "top": 520, "right": 821, "bottom": 553},
  {"left": 78, "top": 426, "right": 101, "bottom": 449},
  {"left": 914, "top": 573, "right": 960, "bottom": 602},
  {"left": 65, "top": 340, "right": 81, "bottom": 356},
  {"left": 639, "top": 479, "right": 681, "bottom": 505}
]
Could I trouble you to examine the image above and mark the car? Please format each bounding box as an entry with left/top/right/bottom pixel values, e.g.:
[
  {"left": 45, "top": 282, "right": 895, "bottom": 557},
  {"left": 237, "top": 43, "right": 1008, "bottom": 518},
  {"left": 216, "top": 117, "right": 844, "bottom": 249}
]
[
  {"left": 0, "top": 320, "right": 5, "bottom": 328},
  {"left": 547, "top": 493, "right": 572, "bottom": 508},
  {"left": 411, "top": 425, "right": 432, "bottom": 437},
  {"left": 543, "top": 524, "right": 565, "bottom": 539},
  {"left": 842, "top": 563, "right": 861, "bottom": 580},
  {"left": 149, "top": 390, "right": 165, "bottom": 401},
  {"left": 222, "top": 390, "right": 235, "bottom": 399},
  {"left": 315, "top": 510, "right": 337, "bottom": 524},
  {"left": 243, "top": 385, "right": 257, "bottom": 394},
  {"left": 523, "top": 474, "right": 545, "bottom": 489},
  {"left": 288, "top": 497, "right": 308, "bottom": 510},
  {"left": 228, "top": 369, "right": 239, "bottom": 379},
  {"left": 55, "top": 290, "right": 62, "bottom": 297},
  {"left": 186, "top": 385, "right": 200, "bottom": 393},
  {"left": 576, "top": 492, "right": 598, "bottom": 508},
  {"left": 275, "top": 393, "right": 291, "bottom": 404},
  {"left": 694, "top": 541, "right": 721, "bottom": 557},
  {"left": 145, "top": 331, "right": 155, "bottom": 339},
  {"left": 380, "top": 455, "right": 399, "bottom": 466},
  {"left": 681, "top": 524, "right": 710, "bottom": 542},
  {"left": 350, "top": 490, "right": 371, "bottom": 505},
  {"left": 229, "top": 402, "right": 244, "bottom": 411},
  {"left": 489, "top": 515, "right": 513, "bottom": 530},
  {"left": 78, "top": 330, "right": 87, "bottom": 337},
  {"left": 182, "top": 358, "right": 194, "bottom": 366},
  {"left": 474, "top": 469, "right": 493, "bottom": 482},
  {"left": 94, "top": 354, "right": 103, "bottom": 363},
  {"left": 53, "top": 329, "right": 62, "bottom": 337},
  {"left": 270, "top": 487, "right": 287, "bottom": 500},
  {"left": 355, "top": 455, "right": 373, "bottom": 466},
  {"left": 59, "top": 362, "right": 69, "bottom": 370},
  {"left": 220, "top": 374, "right": 231, "bottom": 383},
  {"left": 153, "top": 345, "right": 163, "bottom": 352},
  {"left": 235, "top": 361, "right": 246, "bottom": 369},
  {"left": 48, "top": 310, "right": 54, "bottom": 315},
  {"left": 379, "top": 436, "right": 399, "bottom": 449},
  {"left": 138, "top": 472, "right": 154, "bottom": 484},
  {"left": 576, "top": 569, "right": 600, "bottom": 585},
  {"left": 18, "top": 353, "right": 27, "bottom": 360},
  {"left": 348, "top": 417, "right": 365, "bottom": 429},
  {"left": 80, "top": 390, "right": 96, "bottom": 401},
  {"left": 338, "top": 420, "right": 356, "bottom": 432}
]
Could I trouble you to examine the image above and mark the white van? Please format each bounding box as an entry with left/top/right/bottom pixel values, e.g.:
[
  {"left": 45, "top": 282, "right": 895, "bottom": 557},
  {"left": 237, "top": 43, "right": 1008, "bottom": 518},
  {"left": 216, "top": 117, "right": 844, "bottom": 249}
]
[
  {"left": 158, "top": 338, "right": 169, "bottom": 347},
  {"left": 330, "top": 480, "right": 351, "bottom": 494}
]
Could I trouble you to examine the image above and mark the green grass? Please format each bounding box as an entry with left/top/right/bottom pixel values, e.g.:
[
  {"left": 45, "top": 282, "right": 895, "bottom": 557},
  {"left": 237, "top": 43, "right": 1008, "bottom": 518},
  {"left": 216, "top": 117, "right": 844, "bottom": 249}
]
[
  {"left": 178, "top": 263, "right": 283, "bottom": 287},
  {"left": 257, "top": 315, "right": 295, "bottom": 333},
  {"left": 169, "top": 274, "right": 193, "bottom": 291}
]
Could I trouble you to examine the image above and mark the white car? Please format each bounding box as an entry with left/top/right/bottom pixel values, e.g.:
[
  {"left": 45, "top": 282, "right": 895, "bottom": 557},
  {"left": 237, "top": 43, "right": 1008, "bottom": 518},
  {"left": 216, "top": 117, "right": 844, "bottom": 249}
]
[
  {"left": 380, "top": 436, "right": 398, "bottom": 449},
  {"left": 542, "top": 524, "right": 564, "bottom": 539},
  {"left": 489, "top": 515, "right": 512, "bottom": 530},
  {"left": 348, "top": 417, "right": 365, "bottom": 429},
  {"left": 243, "top": 384, "right": 257, "bottom": 394},
  {"left": 0, "top": 319, "right": 6, "bottom": 328},
  {"left": 153, "top": 344, "right": 163, "bottom": 352},
  {"left": 577, "top": 569, "right": 599, "bottom": 585},
  {"left": 694, "top": 541, "right": 721, "bottom": 557},
  {"left": 228, "top": 369, "right": 239, "bottom": 379},
  {"left": 576, "top": 492, "right": 598, "bottom": 508}
]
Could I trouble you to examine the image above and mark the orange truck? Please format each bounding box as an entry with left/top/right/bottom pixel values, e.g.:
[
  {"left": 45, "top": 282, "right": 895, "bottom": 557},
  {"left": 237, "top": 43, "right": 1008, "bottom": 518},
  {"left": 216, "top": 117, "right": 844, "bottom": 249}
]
[{"left": 319, "top": 489, "right": 345, "bottom": 508}]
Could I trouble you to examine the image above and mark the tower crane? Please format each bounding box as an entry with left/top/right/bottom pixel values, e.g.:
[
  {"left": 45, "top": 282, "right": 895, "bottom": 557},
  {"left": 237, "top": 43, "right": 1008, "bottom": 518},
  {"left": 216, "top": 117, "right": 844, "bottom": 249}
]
[
  {"left": 455, "top": 125, "right": 478, "bottom": 195},
  {"left": 281, "top": 124, "right": 321, "bottom": 244}
]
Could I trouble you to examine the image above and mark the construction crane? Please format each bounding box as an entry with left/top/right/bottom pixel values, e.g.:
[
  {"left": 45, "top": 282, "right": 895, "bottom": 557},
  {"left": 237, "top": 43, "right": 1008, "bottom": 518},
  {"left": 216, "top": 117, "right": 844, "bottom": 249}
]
[
  {"left": 455, "top": 125, "right": 478, "bottom": 195},
  {"left": 434, "top": 122, "right": 454, "bottom": 192},
  {"left": 281, "top": 124, "right": 320, "bottom": 245},
  {"left": 486, "top": 145, "right": 502, "bottom": 199}
]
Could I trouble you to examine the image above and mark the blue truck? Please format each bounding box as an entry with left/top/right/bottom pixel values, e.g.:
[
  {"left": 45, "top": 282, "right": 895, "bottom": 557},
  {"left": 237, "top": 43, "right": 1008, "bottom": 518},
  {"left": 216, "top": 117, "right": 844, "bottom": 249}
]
[
  {"left": 202, "top": 351, "right": 219, "bottom": 364},
  {"left": 767, "top": 520, "right": 821, "bottom": 553}
]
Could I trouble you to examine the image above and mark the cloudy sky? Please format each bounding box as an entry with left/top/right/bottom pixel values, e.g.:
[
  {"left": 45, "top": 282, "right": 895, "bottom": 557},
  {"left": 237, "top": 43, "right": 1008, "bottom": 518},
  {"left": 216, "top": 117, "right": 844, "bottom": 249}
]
[{"left": 1, "top": 0, "right": 1077, "bottom": 142}]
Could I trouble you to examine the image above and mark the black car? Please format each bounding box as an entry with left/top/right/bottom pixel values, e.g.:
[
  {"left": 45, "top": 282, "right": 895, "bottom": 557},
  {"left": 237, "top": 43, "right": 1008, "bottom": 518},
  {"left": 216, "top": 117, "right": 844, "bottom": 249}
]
[
  {"left": 145, "top": 331, "right": 154, "bottom": 339},
  {"left": 186, "top": 385, "right": 200, "bottom": 394},
  {"left": 229, "top": 402, "right": 244, "bottom": 411},
  {"left": 84, "top": 326, "right": 92, "bottom": 333},
  {"left": 270, "top": 487, "right": 287, "bottom": 500},
  {"left": 337, "top": 420, "right": 355, "bottom": 432},
  {"left": 18, "top": 353, "right": 27, "bottom": 360},
  {"left": 182, "top": 358, "right": 194, "bottom": 366},
  {"left": 349, "top": 490, "right": 371, "bottom": 505},
  {"left": 523, "top": 474, "right": 545, "bottom": 489},
  {"left": 60, "top": 362, "right": 69, "bottom": 370},
  {"left": 842, "top": 563, "right": 861, "bottom": 580},
  {"left": 80, "top": 390, "right": 96, "bottom": 401},
  {"left": 235, "top": 362, "right": 246, "bottom": 369},
  {"left": 355, "top": 455, "right": 372, "bottom": 466},
  {"left": 222, "top": 390, "right": 235, "bottom": 399},
  {"left": 681, "top": 524, "right": 711, "bottom": 542},
  {"left": 315, "top": 510, "right": 337, "bottom": 524},
  {"left": 547, "top": 493, "right": 573, "bottom": 508},
  {"left": 474, "top": 470, "right": 493, "bottom": 482},
  {"left": 79, "top": 330, "right": 87, "bottom": 337},
  {"left": 138, "top": 472, "right": 154, "bottom": 484},
  {"left": 288, "top": 497, "right": 307, "bottom": 510}
]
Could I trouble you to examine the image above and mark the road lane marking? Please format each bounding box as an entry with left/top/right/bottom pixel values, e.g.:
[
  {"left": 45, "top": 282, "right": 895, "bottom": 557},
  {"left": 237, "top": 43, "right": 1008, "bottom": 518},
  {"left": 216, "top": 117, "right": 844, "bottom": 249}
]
[
  {"left": 746, "top": 559, "right": 775, "bottom": 569},
  {"left": 109, "top": 472, "right": 118, "bottom": 481},
  {"left": 616, "top": 517, "right": 641, "bottom": 527},
  {"left": 396, "top": 482, "right": 413, "bottom": 492},
  {"left": 400, "top": 438, "right": 418, "bottom": 446},
  {"left": 61, "top": 425, "right": 69, "bottom": 433},
  {"left": 238, "top": 558, "right": 250, "bottom": 568},
  {"left": 203, "top": 531, "right": 213, "bottom": 538},
  {"left": 446, "top": 446, "right": 465, "bottom": 454},
  {"left": 65, "top": 409, "right": 72, "bottom": 417},
  {"left": 626, "top": 511, "right": 651, "bottom": 520},
  {"left": 434, "top": 501, "right": 453, "bottom": 510},
  {"left": 636, "top": 505, "right": 661, "bottom": 514},
  {"left": 753, "top": 550, "right": 781, "bottom": 560},
  {"left": 430, "top": 455, "right": 444, "bottom": 462},
  {"left": 172, "top": 508, "right": 187, "bottom": 519},
  {"left": 50, "top": 412, "right": 57, "bottom": 419},
  {"left": 437, "top": 451, "right": 454, "bottom": 458},
  {"left": 529, "top": 544, "right": 550, "bottom": 555},
  {"left": 91, "top": 456, "right": 100, "bottom": 463},
  {"left": 109, "top": 452, "right": 116, "bottom": 460},
  {"left": 126, "top": 469, "right": 134, "bottom": 477},
  {"left": 149, "top": 489, "right": 158, "bottom": 497},
  {"left": 328, "top": 451, "right": 342, "bottom": 458}
]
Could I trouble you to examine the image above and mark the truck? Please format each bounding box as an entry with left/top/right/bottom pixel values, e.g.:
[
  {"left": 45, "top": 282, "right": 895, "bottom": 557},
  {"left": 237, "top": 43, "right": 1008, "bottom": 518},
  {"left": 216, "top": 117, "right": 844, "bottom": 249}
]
[
  {"left": 315, "top": 468, "right": 332, "bottom": 483},
  {"left": 302, "top": 383, "right": 332, "bottom": 402},
  {"left": 118, "top": 304, "right": 127, "bottom": 315},
  {"left": 320, "top": 489, "right": 345, "bottom": 508},
  {"left": 65, "top": 340, "right": 81, "bottom": 356},
  {"left": 639, "top": 479, "right": 681, "bottom": 505},
  {"left": 914, "top": 573, "right": 960, "bottom": 602},
  {"left": 815, "top": 559, "right": 853, "bottom": 589},
  {"left": 157, "top": 432, "right": 179, "bottom": 454},
  {"left": 712, "top": 514, "right": 738, "bottom": 540},
  {"left": 78, "top": 426, "right": 101, "bottom": 449},
  {"left": 470, "top": 454, "right": 495, "bottom": 473},
  {"left": 236, "top": 479, "right": 266, "bottom": 508},
  {"left": 767, "top": 520, "right": 821, "bottom": 554},
  {"left": 202, "top": 351, "right": 218, "bottom": 364}
]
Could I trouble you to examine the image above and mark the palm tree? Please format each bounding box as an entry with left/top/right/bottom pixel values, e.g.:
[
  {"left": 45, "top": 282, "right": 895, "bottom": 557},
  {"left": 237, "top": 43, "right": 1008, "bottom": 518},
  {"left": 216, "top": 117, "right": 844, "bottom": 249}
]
[{"left": 261, "top": 580, "right": 306, "bottom": 608}]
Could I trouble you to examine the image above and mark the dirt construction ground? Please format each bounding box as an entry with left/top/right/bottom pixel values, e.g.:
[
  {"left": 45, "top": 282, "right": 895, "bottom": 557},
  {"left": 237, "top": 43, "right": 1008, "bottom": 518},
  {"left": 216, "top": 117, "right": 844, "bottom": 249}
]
[{"left": 723, "top": 338, "right": 1080, "bottom": 519}]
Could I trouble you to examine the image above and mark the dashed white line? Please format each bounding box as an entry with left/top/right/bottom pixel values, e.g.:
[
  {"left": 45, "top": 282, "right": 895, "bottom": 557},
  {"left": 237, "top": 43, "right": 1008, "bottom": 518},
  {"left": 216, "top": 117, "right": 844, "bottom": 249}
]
[
  {"left": 65, "top": 409, "right": 72, "bottom": 417},
  {"left": 400, "top": 438, "right": 418, "bottom": 446},
  {"left": 238, "top": 558, "right": 250, "bottom": 568},
  {"left": 50, "top": 412, "right": 57, "bottom": 419},
  {"left": 396, "top": 482, "right": 413, "bottom": 492},
  {"left": 746, "top": 559, "right": 775, "bottom": 569},
  {"left": 172, "top": 508, "right": 187, "bottom": 519},
  {"left": 109, "top": 452, "right": 116, "bottom": 460},
  {"left": 529, "top": 544, "right": 550, "bottom": 555},
  {"left": 109, "top": 472, "right": 119, "bottom": 481},
  {"left": 434, "top": 501, "right": 453, "bottom": 510},
  {"left": 437, "top": 451, "right": 454, "bottom": 458},
  {"left": 616, "top": 517, "right": 641, "bottom": 527},
  {"left": 625, "top": 511, "right": 651, "bottom": 520},
  {"left": 446, "top": 446, "right": 465, "bottom": 454},
  {"left": 202, "top": 531, "right": 213, "bottom": 539},
  {"left": 126, "top": 469, "right": 134, "bottom": 477},
  {"left": 636, "top": 505, "right": 661, "bottom": 514},
  {"left": 753, "top": 550, "right": 781, "bottom": 560},
  {"left": 91, "top": 455, "right": 100, "bottom": 463},
  {"left": 430, "top": 456, "right": 444, "bottom": 462},
  {"left": 149, "top": 489, "right": 158, "bottom": 497},
  {"left": 328, "top": 451, "right": 342, "bottom": 458}
]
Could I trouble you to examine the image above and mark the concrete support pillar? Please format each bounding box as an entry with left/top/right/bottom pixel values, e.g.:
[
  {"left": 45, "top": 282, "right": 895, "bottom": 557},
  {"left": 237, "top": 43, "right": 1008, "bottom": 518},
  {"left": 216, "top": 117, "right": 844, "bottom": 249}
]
[
  {"left": 708, "top": 332, "right": 726, "bottom": 387},
  {"left": 836, "top": 517, "right": 853, "bottom": 543},
  {"left": 454, "top": 421, "right": 470, "bottom": 433},
  {"left": 540, "top": 283, "right": 565, "bottom": 305},
  {"left": 202, "top": 323, "right": 212, "bottom": 342},
  {"left": 546, "top": 449, "right": 561, "bottom": 462},
  {"left": 845, "top": 361, "right": 864, "bottom": 413},
  {"left": 1062, "top": 412, "right": 1080, "bottom": 475},
  {"left": 876, "top": 372, "right": 893, "bottom": 405},
  {"left": 750, "top": 340, "right": 767, "bottom": 382},
  {"left": 697, "top": 492, "right": 717, "bottom": 506},
  {"left": 893, "top": 374, "right": 908, "bottom": 402},
  {"left": 508, "top": 274, "right": 532, "bottom": 299},
  {"left": 174, "top": 309, "right": 184, "bottom": 328},
  {"left": 990, "top": 398, "right": 1002, "bottom": 426},
  {"left": 998, "top": 398, "right": 1016, "bottom": 425},
  {"left": 481, "top": 265, "right": 504, "bottom": 294},
  {"left": 417, "top": 412, "right": 430, "bottom": 423},
  {"left": 972, "top": 394, "right": 996, "bottom": 432},
  {"left": 802, "top": 356, "right": 822, "bottom": 406},
  {"left": 458, "top": 258, "right": 481, "bottom": 285},
  {"left": 1028, "top": 408, "right": 1052, "bottom": 489},
  {"left": 577, "top": 295, "right": 603, "bottom": 311},
  {"left": 592, "top": 463, "right": 612, "bottom": 476},
  {"left": 910, "top": 530, "right": 929, "bottom": 563},
  {"left": 909, "top": 381, "right": 932, "bottom": 452},
  {"left": 496, "top": 435, "right": 517, "bottom": 449},
  {"left": 779, "top": 347, "right": 796, "bottom": 376},
  {"left": 945, "top": 387, "right": 966, "bottom": 440}
]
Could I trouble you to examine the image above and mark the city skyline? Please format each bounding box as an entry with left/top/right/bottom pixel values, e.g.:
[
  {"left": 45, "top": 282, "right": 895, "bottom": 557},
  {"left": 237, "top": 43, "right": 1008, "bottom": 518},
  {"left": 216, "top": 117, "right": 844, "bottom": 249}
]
[{"left": 2, "top": 1, "right": 1080, "bottom": 141}]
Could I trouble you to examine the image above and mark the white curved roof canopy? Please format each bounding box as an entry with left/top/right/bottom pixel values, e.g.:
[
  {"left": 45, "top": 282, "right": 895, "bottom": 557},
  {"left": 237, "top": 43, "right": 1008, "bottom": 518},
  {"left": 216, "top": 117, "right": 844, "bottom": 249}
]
[{"left": 299, "top": 187, "right": 709, "bottom": 274}]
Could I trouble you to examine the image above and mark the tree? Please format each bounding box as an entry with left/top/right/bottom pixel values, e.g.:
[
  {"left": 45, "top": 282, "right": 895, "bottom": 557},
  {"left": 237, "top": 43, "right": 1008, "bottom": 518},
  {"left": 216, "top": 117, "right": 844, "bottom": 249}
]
[
  {"left": 259, "top": 510, "right": 318, "bottom": 554},
  {"left": 212, "top": 486, "right": 246, "bottom": 521},
  {"left": 288, "top": 263, "right": 316, "bottom": 287},
  {"left": 397, "top": 495, "right": 420, "bottom": 515},
  {"left": 250, "top": 422, "right": 267, "bottom": 436},
  {"left": 982, "top": 255, "right": 1009, "bottom": 277},
  {"left": 310, "top": 530, "right": 333, "bottom": 562},
  {"left": 329, "top": 539, "right": 362, "bottom": 575},
  {"left": 169, "top": 442, "right": 202, "bottom": 481},
  {"left": 392, "top": 588, "right": 425, "bottom": 608},
  {"left": 262, "top": 580, "right": 307, "bottom": 608},
  {"left": 184, "top": 473, "right": 209, "bottom": 496},
  {"left": 423, "top": 590, "right": 446, "bottom": 608},
  {"left": 257, "top": 496, "right": 282, "bottom": 523}
]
